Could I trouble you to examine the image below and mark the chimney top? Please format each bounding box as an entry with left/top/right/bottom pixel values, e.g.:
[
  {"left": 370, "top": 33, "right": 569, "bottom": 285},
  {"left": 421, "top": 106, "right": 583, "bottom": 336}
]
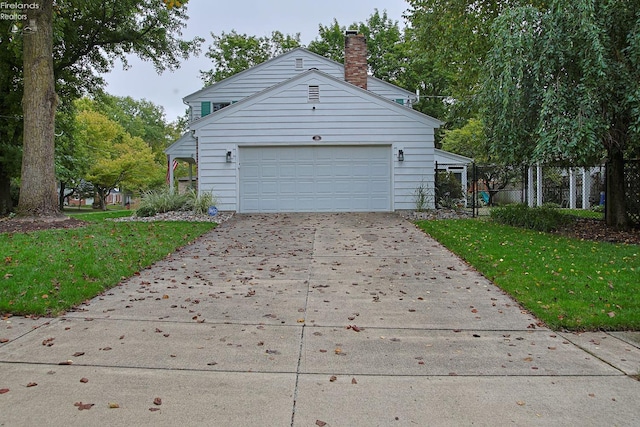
[{"left": 344, "top": 32, "right": 367, "bottom": 90}]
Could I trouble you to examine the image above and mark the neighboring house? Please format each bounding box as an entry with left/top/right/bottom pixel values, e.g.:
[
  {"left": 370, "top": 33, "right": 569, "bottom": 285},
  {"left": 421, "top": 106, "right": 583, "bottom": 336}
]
[{"left": 167, "top": 32, "right": 466, "bottom": 213}]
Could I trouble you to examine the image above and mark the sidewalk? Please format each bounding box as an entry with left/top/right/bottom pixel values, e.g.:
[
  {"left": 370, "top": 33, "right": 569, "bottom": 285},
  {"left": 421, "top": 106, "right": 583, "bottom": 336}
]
[{"left": 1, "top": 213, "right": 639, "bottom": 426}]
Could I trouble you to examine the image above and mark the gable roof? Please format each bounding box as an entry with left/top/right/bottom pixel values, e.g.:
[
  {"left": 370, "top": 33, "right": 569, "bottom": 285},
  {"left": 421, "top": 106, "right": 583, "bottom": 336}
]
[
  {"left": 190, "top": 68, "right": 442, "bottom": 131},
  {"left": 183, "top": 47, "right": 416, "bottom": 103},
  {"left": 434, "top": 148, "right": 474, "bottom": 164},
  {"left": 164, "top": 131, "right": 196, "bottom": 162}
]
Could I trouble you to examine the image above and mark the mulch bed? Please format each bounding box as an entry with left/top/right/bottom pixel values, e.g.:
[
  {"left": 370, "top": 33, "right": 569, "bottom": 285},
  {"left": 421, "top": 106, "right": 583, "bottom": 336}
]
[
  {"left": 552, "top": 217, "right": 640, "bottom": 245},
  {"left": 0, "top": 217, "right": 87, "bottom": 234}
]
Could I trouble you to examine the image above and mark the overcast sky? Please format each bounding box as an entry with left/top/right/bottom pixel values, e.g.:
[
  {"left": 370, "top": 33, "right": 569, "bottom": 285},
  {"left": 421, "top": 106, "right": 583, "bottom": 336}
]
[{"left": 102, "top": 0, "right": 410, "bottom": 122}]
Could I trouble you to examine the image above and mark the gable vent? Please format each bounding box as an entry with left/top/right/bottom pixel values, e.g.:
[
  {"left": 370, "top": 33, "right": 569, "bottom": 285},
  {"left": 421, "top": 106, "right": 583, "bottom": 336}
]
[
  {"left": 295, "top": 58, "right": 303, "bottom": 69},
  {"left": 308, "top": 85, "right": 320, "bottom": 102}
]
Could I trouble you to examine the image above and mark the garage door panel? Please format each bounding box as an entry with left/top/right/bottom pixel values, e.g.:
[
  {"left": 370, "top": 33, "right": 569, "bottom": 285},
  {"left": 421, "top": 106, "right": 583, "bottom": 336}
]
[{"left": 239, "top": 146, "right": 391, "bottom": 213}]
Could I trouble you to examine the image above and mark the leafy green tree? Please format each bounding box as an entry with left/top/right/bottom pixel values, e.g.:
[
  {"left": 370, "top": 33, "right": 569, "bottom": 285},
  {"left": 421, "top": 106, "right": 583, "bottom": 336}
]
[
  {"left": 482, "top": 0, "right": 640, "bottom": 228},
  {"left": 441, "top": 118, "right": 519, "bottom": 206},
  {"left": 4, "top": 0, "right": 201, "bottom": 217},
  {"left": 440, "top": 118, "right": 487, "bottom": 162},
  {"left": 307, "top": 19, "right": 348, "bottom": 63},
  {"left": 404, "top": 0, "right": 548, "bottom": 126},
  {"left": 92, "top": 94, "right": 179, "bottom": 163},
  {"left": 307, "top": 10, "right": 405, "bottom": 83},
  {"left": 75, "top": 107, "right": 160, "bottom": 210},
  {"left": 200, "top": 30, "right": 301, "bottom": 85},
  {"left": 54, "top": 100, "right": 89, "bottom": 210}
]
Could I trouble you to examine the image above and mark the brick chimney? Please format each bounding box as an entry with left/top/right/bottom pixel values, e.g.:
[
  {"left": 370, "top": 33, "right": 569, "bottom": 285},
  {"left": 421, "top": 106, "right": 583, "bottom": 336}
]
[{"left": 344, "top": 31, "right": 367, "bottom": 90}]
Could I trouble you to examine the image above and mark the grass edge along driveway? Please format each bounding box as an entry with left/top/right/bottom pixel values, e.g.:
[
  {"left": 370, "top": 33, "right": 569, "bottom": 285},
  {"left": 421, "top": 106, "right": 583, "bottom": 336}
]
[
  {"left": 1, "top": 214, "right": 216, "bottom": 316},
  {"left": 416, "top": 219, "right": 639, "bottom": 331}
]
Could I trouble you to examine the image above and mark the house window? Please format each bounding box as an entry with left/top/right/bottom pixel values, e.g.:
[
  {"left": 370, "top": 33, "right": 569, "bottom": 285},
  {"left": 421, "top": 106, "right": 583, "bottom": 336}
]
[
  {"left": 295, "top": 58, "right": 303, "bottom": 69},
  {"left": 308, "top": 85, "right": 320, "bottom": 102},
  {"left": 200, "top": 102, "right": 231, "bottom": 117},
  {"left": 212, "top": 102, "right": 230, "bottom": 112}
]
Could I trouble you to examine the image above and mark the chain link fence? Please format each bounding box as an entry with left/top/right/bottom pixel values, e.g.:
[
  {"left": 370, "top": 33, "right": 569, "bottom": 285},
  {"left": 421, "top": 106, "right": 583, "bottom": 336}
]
[
  {"left": 433, "top": 160, "right": 637, "bottom": 226},
  {"left": 435, "top": 163, "right": 605, "bottom": 217},
  {"left": 621, "top": 159, "right": 640, "bottom": 227}
]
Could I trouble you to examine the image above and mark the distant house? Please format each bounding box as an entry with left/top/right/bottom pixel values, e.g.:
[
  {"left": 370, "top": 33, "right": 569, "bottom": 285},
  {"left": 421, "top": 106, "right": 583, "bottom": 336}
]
[{"left": 167, "top": 32, "right": 468, "bottom": 213}]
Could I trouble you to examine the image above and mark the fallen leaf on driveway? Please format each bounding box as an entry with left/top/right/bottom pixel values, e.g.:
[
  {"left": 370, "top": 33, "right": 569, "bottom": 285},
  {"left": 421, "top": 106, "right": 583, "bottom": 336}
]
[
  {"left": 80, "top": 378, "right": 89, "bottom": 383},
  {"left": 74, "top": 402, "right": 94, "bottom": 410},
  {"left": 351, "top": 378, "right": 357, "bottom": 384},
  {"left": 329, "top": 376, "right": 337, "bottom": 382},
  {"left": 149, "top": 407, "right": 160, "bottom": 412},
  {"left": 516, "top": 401, "right": 526, "bottom": 406},
  {"left": 73, "top": 352, "right": 85, "bottom": 357},
  {"left": 0, "top": 388, "right": 9, "bottom": 394},
  {"left": 26, "top": 382, "right": 37, "bottom": 387},
  {"left": 316, "top": 421, "right": 327, "bottom": 427},
  {"left": 153, "top": 397, "right": 162, "bottom": 406},
  {"left": 108, "top": 402, "right": 120, "bottom": 408},
  {"left": 0, "top": 338, "right": 9, "bottom": 343}
]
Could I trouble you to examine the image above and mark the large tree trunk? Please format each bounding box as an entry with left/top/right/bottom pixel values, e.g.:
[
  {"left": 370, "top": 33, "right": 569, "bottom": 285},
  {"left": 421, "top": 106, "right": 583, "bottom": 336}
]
[
  {"left": 606, "top": 147, "right": 629, "bottom": 229},
  {"left": 17, "top": 0, "right": 59, "bottom": 217}
]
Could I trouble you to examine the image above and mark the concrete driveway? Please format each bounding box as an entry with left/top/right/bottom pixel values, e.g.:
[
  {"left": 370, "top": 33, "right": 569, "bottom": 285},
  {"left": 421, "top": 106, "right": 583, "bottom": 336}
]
[{"left": 1, "top": 213, "right": 639, "bottom": 426}]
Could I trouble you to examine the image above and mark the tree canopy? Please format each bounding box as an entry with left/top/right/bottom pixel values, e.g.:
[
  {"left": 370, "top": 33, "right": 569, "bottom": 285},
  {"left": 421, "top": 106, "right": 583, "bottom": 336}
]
[
  {"left": 404, "top": 0, "right": 548, "bottom": 126},
  {"left": 200, "top": 30, "right": 301, "bottom": 85},
  {"left": 74, "top": 101, "right": 161, "bottom": 210},
  {"left": 2, "top": 0, "right": 201, "bottom": 216},
  {"left": 481, "top": 0, "right": 640, "bottom": 227},
  {"left": 307, "top": 10, "right": 405, "bottom": 84}
]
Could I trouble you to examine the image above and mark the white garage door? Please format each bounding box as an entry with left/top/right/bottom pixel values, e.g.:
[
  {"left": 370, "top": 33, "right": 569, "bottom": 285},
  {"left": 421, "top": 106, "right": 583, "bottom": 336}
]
[{"left": 239, "top": 146, "right": 391, "bottom": 213}]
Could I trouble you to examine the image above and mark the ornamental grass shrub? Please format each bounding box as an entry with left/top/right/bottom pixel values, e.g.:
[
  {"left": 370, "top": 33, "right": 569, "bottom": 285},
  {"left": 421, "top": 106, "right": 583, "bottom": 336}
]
[{"left": 136, "top": 187, "right": 217, "bottom": 217}]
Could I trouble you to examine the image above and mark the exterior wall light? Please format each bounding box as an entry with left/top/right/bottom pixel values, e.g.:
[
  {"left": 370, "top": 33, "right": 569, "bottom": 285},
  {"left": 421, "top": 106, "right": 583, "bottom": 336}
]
[
  {"left": 398, "top": 149, "right": 404, "bottom": 162},
  {"left": 226, "top": 150, "right": 232, "bottom": 163}
]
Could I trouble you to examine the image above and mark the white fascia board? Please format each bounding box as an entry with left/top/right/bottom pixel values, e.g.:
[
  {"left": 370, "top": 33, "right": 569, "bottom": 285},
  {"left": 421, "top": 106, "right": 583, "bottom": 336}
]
[{"left": 434, "top": 148, "right": 474, "bottom": 164}]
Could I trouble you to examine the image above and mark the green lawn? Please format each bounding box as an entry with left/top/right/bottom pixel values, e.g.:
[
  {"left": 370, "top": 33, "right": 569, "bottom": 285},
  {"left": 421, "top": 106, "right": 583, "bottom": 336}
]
[
  {"left": 1, "top": 213, "right": 216, "bottom": 315},
  {"left": 416, "top": 219, "right": 639, "bottom": 331}
]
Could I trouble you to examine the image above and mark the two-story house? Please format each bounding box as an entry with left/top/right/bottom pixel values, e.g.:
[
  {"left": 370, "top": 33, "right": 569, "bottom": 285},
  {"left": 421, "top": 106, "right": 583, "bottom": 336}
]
[{"left": 166, "top": 31, "right": 470, "bottom": 213}]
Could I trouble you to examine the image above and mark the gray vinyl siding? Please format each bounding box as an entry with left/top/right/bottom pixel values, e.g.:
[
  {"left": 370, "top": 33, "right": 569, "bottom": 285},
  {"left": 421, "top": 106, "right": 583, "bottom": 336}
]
[
  {"left": 194, "top": 74, "right": 437, "bottom": 211},
  {"left": 367, "top": 79, "right": 415, "bottom": 104},
  {"left": 187, "top": 51, "right": 344, "bottom": 120},
  {"left": 165, "top": 133, "right": 196, "bottom": 159},
  {"left": 186, "top": 49, "right": 416, "bottom": 121}
]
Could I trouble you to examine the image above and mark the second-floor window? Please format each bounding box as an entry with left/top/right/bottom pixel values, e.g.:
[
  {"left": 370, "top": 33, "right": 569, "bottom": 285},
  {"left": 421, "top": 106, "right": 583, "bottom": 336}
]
[{"left": 201, "top": 101, "right": 231, "bottom": 117}]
